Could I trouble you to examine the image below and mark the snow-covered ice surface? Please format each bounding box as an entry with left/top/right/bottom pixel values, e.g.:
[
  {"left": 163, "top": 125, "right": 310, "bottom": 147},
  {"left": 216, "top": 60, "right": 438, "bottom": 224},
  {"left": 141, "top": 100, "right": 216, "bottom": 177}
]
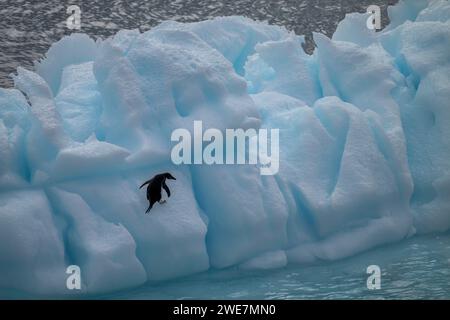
[{"left": 0, "top": 0, "right": 449, "bottom": 297}]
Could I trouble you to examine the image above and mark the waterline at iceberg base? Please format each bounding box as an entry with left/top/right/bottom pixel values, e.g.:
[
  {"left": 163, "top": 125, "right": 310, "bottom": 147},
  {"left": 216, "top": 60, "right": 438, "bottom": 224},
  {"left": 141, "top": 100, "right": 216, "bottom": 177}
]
[{"left": 0, "top": 0, "right": 449, "bottom": 297}]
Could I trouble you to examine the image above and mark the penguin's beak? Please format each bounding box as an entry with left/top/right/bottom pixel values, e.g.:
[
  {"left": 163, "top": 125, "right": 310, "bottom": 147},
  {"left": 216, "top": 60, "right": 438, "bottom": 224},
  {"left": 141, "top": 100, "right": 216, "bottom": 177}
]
[{"left": 168, "top": 174, "right": 176, "bottom": 180}]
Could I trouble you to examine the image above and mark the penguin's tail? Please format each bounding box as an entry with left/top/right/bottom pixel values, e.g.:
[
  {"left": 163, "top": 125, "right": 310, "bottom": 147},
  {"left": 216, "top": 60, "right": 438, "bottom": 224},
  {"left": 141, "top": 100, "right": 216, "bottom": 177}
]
[{"left": 145, "top": 200, "right": 155, "bottom": 213}]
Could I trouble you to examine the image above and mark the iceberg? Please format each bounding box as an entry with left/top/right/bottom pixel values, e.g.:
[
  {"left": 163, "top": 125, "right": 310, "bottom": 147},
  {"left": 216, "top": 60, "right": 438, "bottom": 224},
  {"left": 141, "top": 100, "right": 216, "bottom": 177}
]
[{"left": 0, "top": 0, "right": 449, "bottom": 296}]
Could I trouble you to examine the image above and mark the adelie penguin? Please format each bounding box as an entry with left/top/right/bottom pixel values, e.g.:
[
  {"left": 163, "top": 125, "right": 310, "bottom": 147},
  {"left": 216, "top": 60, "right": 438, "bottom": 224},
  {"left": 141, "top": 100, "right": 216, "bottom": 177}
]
[{"left": 140, "top": 172, "right": 176, "bottom": 213}]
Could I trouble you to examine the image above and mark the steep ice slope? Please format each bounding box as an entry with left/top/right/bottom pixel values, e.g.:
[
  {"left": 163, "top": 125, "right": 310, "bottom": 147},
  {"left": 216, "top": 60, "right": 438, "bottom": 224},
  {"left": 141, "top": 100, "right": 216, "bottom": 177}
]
[{"left": 0, "top": 0, "right": 449, "bottom": 295}]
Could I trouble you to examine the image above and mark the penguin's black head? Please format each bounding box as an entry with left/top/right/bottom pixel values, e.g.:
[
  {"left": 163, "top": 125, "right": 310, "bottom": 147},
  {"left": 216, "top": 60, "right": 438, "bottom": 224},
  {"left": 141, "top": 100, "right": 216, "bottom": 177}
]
[{"left": 164, "top": 172, "right": 176, "bottom": 180}]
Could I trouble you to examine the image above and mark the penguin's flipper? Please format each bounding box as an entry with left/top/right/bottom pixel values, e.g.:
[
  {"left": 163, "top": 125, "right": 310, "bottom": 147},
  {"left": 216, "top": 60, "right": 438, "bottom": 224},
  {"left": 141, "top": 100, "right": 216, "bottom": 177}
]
[
  {"left": 162, "top": 181, "right": 171, "bottom": 197},
  {"left": 140, "top": 178, "right": 153, "bottom": 189}
]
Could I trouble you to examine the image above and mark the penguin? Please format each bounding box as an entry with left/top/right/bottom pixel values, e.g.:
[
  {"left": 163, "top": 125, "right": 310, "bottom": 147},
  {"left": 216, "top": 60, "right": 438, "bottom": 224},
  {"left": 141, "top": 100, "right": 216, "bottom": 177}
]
[{"left": 139, "top": 172, "right": 176, "bottom": 213}]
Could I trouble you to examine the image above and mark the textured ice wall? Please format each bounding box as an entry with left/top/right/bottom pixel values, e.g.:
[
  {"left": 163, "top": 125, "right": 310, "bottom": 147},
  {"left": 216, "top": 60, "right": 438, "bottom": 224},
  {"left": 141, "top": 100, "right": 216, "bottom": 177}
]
[{"left": 0, "top": 0, "right": 449, "bottom": 296}]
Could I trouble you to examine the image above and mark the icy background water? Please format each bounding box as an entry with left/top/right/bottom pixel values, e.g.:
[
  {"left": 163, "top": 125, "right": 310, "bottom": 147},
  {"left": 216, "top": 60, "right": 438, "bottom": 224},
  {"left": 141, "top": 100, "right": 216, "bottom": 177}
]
[{"left": 0, "top": 0, "right": 396, "bottom": 87}]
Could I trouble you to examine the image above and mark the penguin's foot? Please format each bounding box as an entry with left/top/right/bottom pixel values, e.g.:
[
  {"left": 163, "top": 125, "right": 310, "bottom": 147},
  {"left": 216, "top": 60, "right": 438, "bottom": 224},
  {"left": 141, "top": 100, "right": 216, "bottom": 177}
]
[{"left": 159, "top": 200, "right": 166, "bottom": 204}]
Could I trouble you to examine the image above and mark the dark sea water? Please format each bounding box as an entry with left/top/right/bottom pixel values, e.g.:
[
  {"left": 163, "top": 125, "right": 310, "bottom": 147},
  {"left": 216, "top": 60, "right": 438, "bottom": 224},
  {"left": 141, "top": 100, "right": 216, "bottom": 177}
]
[{"left": 0, "top": 0, "right": 396, "bottom": 88}]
